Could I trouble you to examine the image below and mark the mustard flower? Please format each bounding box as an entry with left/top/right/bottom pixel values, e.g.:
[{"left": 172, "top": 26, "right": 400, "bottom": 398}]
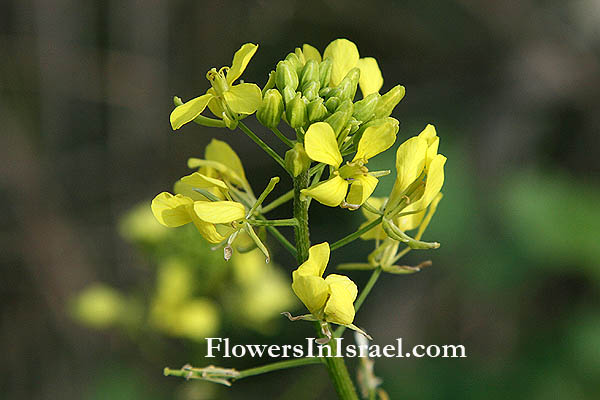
[
  {"left": 291, "top": 242, "right": 358, "bottom": 325},
  {"left": 300, "top": 119, "right": 398, "bottom": 208},
  {"left": 151, "top": 191, "right": 245, "bottom": 244},
  {"left": 322, "top": 38, "right": 384, "bottom": 97},
  {"left": 170, "top": 43, "right": 262, "bottom": 130}
]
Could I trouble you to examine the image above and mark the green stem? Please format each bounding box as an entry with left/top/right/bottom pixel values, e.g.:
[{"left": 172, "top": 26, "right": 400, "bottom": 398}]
[
  {"left": 247, "top": 218, "right": 298, "bottom": 227},
  {"left": 164, "top": 357, "right": 322, "bottom": 383},
  {"left": 271, "top": 127, "right": 295, "bottom": 148},
  {"left": 264, "top": 224, "right": 297, "bottom": 258},
  {"left": 334, "top": 267, "right": 382, "bottom": 338},
  {"left": 292, "top": 170, "right": 358, "bottom": 400},
  {"left": 293, "top": 170, "right": 311, "bottom": 263},
  {"left": 322, "top": 339, "right": 360, "bottom": 400},
  {"left": 235, "top": 358, "right": 322, "bottom": 380},
  {"left": 330, "top": 216, "right": 383, "bottom": 251},
  {"left": 261, "top": 189, "right": 294, "bottom": 214},
  {"left": 238, "top": 121, "right": 287, "bottom": 172}
]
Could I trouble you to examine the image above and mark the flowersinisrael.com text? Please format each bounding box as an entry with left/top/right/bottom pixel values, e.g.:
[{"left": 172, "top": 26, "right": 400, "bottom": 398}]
[{"left": 205, "top": 338, "right": 466, "bottom": 359}]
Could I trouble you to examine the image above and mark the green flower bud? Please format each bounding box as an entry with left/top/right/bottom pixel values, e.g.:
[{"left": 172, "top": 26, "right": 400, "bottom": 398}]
[
  {"left": 256, "top": 89, "right": 284, "bottom": 129},
  {"left": 352, "top": 92, "right": 380, "bottom": 122},
  {"left": 325, "top": 109, "right": 352, "bottom": 137},
  {"left": 276, "top": 60, "right": 299, "bottom": 92},
  {"left": 282, "top": 86, "right": 296, "bottom": 106},
  {"left": 302, "top": 81, "right": 320, "bottom": 101},
  {"left": 285, "top": 143, "right": 311, "bottom": 177},
  {"left": 336, "top": 99, "right": 354, "bottom": 114},
  {"left": 325, "top": 96, "right": 340, "bottom": 113},
  {"left": 300, "top": 59, "right": 320, "bottom": 88},
  {"left": 285, "top": 52, "right": 304, "bottom": 74},
  {"left": 319, "top": 58, "right": 333, "bottom": 88},
  {"left": 319, "top": 87, "right": 333, "bottom": 98},
  {"left": 307, "top": 98, "right": 329, "bottom": 122},
  {"left": 373, "top": 84, "right": 405, "bottom": 119},
  {"left": 336, "top": 67, "right": 360, "bottom": 100},
  {"left": 347, "top": 117, "right": 361, "bottom": 134},
  {"left": 286, "top": 92, "right": 308, "bottom": 128},
  {"left": 294, "top": 47, "right": 306, "bottom": 65}
]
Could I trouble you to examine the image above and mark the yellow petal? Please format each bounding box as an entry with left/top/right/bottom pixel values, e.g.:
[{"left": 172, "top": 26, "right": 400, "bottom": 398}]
[
  {"left": 291, "top": 273, "right": 329, "bottom": 315},
  {"left": 304, "top": 122, "right": 343, "bottom": 167},
  {"left": 353, "top": 120, "right": 398, "bottom": 161},
  {"left": 192, "top": 201, "right": 245, "bottom": 224},
  {"left": 323, "top": 38, "right": 360, "bottom": 86},
  {"left": 170, "top": 93, "right": 214, "bottom": 130},
  {"left": 296, "top": 242, "right": 330, "bottom": 277},
  {"left": 346, "top": 174, "right": 379, "bottom": 206},
  {"left": 357, "top": 57, "right": 383, "bottom": 97},
  {"left": 394, "top": 136, "right": 428, "bottom": 194},
  {"left": 206, "top": 88, "right": 225, "bottom": 118},
  {"left": 180, "top": 172, "right": 228, "bottom": 190},
  {"left": 189, "top": 213, "right": 226, "bottom": 243},
  {"left": 226, "top": 43, "right": 258, "bottom": 85},
  {"left": 418, "top": 124, "right": 439, "bottom": 168},
  {"left": 205, "top": 139, "right": 247, "bottom": 185},
  {"left": 174, "top": 180, "right": 211, "bottom": 201},
  {"left": 301, "top": 176, "right": 348, "bottom": 207},
  {"left": 422, "top": 154, "right": 446, "bottom": 207},
  {"left": 223, "top": 83, "right": 262, "bottom": 114},
  {"left": 302, "top": 43, "right": 322, "bottom": 63},
  {"left": 187, "top": 158, "right": 245, "bottom": 188},
  {"left": 151, "top": 192, "right": 193, "bottom": 227},
  {"left": 324, "top": 274, "right": 357, "bottom": 325}
]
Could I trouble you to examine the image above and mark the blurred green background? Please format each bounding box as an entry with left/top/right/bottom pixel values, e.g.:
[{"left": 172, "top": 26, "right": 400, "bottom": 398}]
[{"left": 2, "top": 0, "right": 600, "bottom": 399}]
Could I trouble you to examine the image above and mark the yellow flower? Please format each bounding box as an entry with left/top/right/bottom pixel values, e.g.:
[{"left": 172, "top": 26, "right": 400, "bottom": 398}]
[
  {"left": 322, "top": 38, "right": 384, "bottom": 97},
  {"left": 151, "top": 191, "right": 245, "bottom": 244},
  {"left": 291, "top": 243, "right": 358, "bottom": 325},
  {"left": 170, "top": 43, "right": 262, "bottom": 130},
  {"left": 386, "top": 124, "right": 446, "bottom": 230},
  {"left": 300, "top": 120, "right": 398, "bottom": 208},
  {"left": 176, "top": 139, "right": 253, "bottom": 200}
]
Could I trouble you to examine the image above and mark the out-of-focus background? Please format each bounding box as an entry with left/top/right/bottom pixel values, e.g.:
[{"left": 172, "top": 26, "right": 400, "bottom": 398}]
[{"left": 2, "top": 0, "right": 600, "bottom": 399}]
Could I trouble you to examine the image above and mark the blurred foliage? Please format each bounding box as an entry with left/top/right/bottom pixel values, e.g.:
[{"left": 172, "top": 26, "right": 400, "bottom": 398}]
[{"left": 72, "top": 201, "right": 296, "bottom": 343}]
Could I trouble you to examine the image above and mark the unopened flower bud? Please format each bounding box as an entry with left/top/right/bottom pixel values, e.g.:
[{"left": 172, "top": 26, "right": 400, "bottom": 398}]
[
  {"left": 319, "top": 87, "right": 333, "bottom": 98},
  {"left": 373, "top": 84, "right": 405, "bottom": 119},
  {"left": 325, "top": 109, "right": 352, "bottom": 137},
  {"left": 282, "top": 86, "right": 296, "bottom": 106},
  {"left": 276, "top": 60, "right": 299, "bottom": 92},
  {"left": 336, "top": 99, "right": 354, "bottom": 114},
  {"left": 286, "top": 92, "right": 308, "bottom": 128},
  {"left": 319, "top": 58, "right": 333, "bottom": 88},
  {"left": 302, "top": 81, "right": 320, "bottom": 101},
  {"left": 336, "top": 67, "right": 360, "bottom": 100},
  {"left": 285, "top": 52, "right": 304, "bottom": 74},
  {"left": 325, "top": 96, "right": 340, "bottom": 113},
  {"left": 256, "top": 89, "right": 284, "bottom": 128},
  {"left": 294, "top": 47, "right": 306, "bottom": 65},
  {"left": 307, "top": 98, "right": 329, "bottom": 122},
  {"left": 285, "top": 143, "right": 311, "bottom": 177},
  {"left": 352, "top": 92, "right": 380, "bottom": 122},
  {"left": 300, "top": 60, "right": 320, "bottom": 88}
]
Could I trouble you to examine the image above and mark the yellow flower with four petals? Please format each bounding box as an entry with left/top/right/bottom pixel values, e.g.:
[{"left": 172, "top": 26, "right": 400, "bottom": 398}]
[
  {"left": 300, "top": 120, "right": 398, "bottom": 208},
  {"left": 291, "top": 242, "right": 358, "bottom": 325},
  {"left": 170, "top": 43, "right": 262, "bottom": 130}
]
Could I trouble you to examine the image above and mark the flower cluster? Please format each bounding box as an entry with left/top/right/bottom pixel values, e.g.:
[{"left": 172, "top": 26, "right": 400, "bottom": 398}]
[{"left": 154, "top": 39, "right": 447, "bottom": 345}]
